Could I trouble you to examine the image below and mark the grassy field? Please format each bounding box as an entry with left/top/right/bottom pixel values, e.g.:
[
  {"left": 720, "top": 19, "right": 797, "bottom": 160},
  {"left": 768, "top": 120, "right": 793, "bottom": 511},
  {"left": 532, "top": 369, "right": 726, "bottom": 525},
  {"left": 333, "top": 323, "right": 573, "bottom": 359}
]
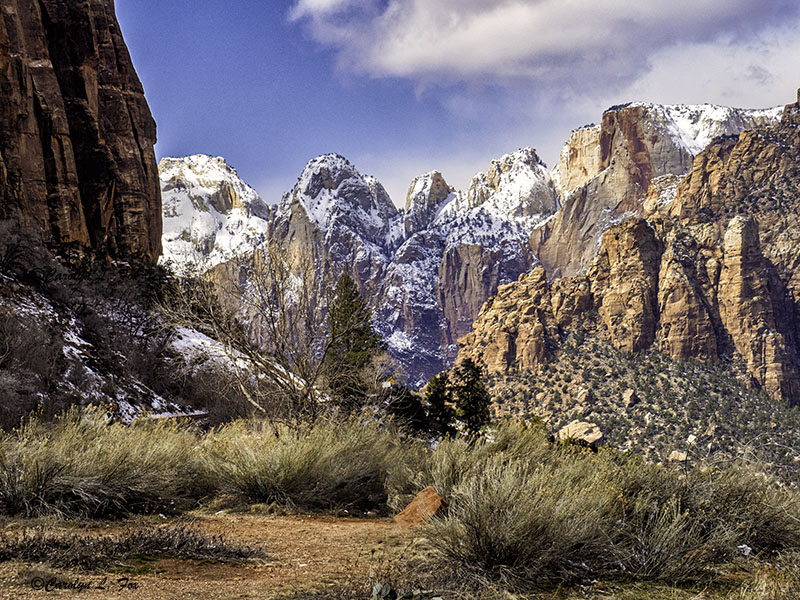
[{"left": 0, "top": 409, "right": 798, "bottom": 599}]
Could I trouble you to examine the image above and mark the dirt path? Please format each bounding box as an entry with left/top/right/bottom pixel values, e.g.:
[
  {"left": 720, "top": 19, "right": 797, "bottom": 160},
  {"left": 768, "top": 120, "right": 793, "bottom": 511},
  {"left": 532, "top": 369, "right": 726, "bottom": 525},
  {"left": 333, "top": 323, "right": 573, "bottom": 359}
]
[{"left": 0, "top": 514, "right": 414, "bottom": 600}]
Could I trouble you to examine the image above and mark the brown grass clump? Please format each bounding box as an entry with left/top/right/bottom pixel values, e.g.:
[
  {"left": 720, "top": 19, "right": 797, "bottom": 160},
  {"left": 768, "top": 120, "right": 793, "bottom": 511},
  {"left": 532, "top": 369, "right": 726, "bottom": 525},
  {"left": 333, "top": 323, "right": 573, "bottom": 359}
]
[
  {"left": 0, "top": 407, "right": 205, "bottom": 518},
  {"left": 199, "top": 415, "right": 424, "bottom": 512},
  {"left": 420, "top": 422, "right": 800, "bottom": 588},
  {"left": 0, "top": 525, "right": 264, "bottom": 570}
]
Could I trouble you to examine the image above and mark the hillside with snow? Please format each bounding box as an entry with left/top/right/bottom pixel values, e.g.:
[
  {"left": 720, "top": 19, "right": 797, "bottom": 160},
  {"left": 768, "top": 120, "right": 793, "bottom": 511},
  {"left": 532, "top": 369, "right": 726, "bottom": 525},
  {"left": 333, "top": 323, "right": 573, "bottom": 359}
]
[
  {"left": 158, "top": 101, "right": 783, "bottom": 385},
  {"left": 160, "top": 155, "right": 271, "bottom": 270}
]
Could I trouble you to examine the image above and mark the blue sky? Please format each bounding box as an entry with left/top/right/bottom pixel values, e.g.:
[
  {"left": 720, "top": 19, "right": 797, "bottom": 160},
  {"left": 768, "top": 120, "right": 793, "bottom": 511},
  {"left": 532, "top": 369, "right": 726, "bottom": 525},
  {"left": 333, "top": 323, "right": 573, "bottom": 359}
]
[{"left": 116, "top": 1, "right": 800, "bottom": 206}]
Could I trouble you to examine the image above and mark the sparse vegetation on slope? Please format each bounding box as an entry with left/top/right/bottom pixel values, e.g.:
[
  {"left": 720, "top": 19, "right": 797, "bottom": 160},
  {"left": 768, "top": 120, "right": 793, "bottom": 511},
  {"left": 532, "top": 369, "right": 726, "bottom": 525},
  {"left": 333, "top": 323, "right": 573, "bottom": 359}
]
[{"left": 488, "top": 327, "right": 800, "bottom": 475}]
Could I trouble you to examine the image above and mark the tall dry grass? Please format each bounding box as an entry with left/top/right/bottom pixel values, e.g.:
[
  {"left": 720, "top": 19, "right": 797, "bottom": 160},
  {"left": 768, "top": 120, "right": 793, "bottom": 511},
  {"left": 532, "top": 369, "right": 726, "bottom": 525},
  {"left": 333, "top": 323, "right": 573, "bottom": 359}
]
[
  {"left": 199, "top": 415, "right": 424, "bottom": 511},
  {"left": 0, "top": 407, "right": 204, "bottom": 518},
  {"left": 420, "top": 422, "right": 800, "bottom": 587}
]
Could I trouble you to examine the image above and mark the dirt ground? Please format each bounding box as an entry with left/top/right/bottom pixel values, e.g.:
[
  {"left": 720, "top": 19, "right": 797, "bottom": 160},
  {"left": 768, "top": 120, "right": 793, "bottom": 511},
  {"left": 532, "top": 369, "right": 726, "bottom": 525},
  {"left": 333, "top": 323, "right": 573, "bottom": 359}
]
[{"left": 0, "top": 514, "right": 415, "bottom": 600}]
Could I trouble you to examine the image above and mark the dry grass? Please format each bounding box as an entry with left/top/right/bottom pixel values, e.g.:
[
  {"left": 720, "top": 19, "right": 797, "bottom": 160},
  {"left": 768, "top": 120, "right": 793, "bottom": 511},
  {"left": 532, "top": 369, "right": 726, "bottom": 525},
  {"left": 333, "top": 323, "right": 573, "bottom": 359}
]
[
  {"left": 198, "top": 415, "right": 424, "bottom": 512},
  {"left": 0, "top": 524, "right": 264, "bottom": 570},
  {"left": 419, "top": 422, "right": 800, "bottom": 588},
  {"left": 0, "top": 408, "right": 797, "bottom": 596},
  {"left": 0, "top": 407, "right": 204, "bottom": 518}
]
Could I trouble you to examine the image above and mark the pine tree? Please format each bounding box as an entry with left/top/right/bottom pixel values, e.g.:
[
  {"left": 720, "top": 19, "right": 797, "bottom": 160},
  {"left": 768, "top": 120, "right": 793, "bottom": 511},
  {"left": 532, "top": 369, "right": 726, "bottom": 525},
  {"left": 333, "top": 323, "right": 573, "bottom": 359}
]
[
  {"left": 425, "top": 372, "right": 456, "bottom": 437},
  {"left": 325, "top": 272, "right": 385, "bottom": 407},
  {"left": 386, "top": 384, "right": 427, "bottom": 433},
  {"left": 451, "top": 358, "right": 491, "bottom": 435}
]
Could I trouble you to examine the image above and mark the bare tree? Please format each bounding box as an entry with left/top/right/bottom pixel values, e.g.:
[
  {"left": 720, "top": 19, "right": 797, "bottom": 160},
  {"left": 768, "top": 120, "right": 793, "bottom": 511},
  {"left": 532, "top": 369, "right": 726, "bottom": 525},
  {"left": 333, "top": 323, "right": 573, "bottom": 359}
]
[{"left": 162, "top": 243, "right": 392, "bottom": 420}]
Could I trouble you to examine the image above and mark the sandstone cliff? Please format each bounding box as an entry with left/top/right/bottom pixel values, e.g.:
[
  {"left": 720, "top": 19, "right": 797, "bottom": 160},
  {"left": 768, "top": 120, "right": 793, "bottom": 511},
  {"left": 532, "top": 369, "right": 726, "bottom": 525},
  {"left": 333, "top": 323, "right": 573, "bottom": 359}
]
[
  {"left": 0, "top": 0, "right": 161, "bottom": 261},
  {"left": 532, "top": 104, "right": 781, "bottom": 279},
  {"left": 460, "top": 96, "right": 800, "bottom": 406}
]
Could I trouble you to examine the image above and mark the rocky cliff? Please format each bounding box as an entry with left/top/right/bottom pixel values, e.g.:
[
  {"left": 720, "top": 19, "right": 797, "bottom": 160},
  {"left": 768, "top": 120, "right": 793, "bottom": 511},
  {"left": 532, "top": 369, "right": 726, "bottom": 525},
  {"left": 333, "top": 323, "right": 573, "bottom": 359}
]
[
  {"left": 532, "top": 103, "right": 781, "bottom": 278},
  {"left": 161, "top": 149, "right": 558, "bottom": 385},
  {"left": 0, "top": 0, "right": 161, "bottom": 261},
  {"left": 460, "top": 95, "right": 800, "bottom": 406}
]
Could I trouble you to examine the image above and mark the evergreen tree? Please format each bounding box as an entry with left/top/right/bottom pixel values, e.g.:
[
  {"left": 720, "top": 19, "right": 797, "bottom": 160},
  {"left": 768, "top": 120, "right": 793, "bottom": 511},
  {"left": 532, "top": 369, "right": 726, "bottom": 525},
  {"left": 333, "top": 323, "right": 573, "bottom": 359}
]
[
  {"left": 425, "top": 372, "right": 456, "bottom": 437},
  {"left": 386, "top": 384, "right": 427, "bottom": 433},
  {"left": 451, "top": 358, "right": 491, "bottom": 435},
  {"left": 325, "top": 272, "right": 385, "bottom": 407}
]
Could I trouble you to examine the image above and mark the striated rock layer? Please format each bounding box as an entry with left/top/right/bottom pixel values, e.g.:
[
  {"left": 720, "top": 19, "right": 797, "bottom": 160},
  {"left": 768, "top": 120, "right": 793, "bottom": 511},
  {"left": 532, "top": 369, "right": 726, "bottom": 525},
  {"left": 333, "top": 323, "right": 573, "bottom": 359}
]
[
  {"left": 460, "top": 97, "right": 800, "bottom": 405},
  {"left": 0, "top": 0, "right": 161, "bottom": 261},
  {"left": 533, "top": 103, "right": 781, "bottom": 279}
]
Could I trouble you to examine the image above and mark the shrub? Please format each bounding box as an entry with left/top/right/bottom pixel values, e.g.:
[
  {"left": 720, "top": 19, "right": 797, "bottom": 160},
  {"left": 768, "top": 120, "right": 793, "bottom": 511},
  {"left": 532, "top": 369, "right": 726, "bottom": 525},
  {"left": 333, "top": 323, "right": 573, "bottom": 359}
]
[
  {"left": 200, "top": 415, "right": 423, "bottom": 512},
  {"left": 0, "top": 408, "right": 204, "bottom": 518},
  {"left": 420, "top": 441, "right": 800, "bottom": 587},
  {"left": 423, "top": 455, "right": 618, "bottom": 584}
]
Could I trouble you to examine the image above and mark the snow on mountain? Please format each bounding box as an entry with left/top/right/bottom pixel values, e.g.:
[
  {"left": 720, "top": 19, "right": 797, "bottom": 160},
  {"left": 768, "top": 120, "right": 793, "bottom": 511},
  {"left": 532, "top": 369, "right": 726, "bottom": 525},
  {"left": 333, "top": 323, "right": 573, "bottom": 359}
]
[
  {"left": 160, "top": 155, "right": 270, "bottom": 270},
  {"left": 280, "top": 154, "right": 398, "bottom": 249},
  {"left": 158, "top": 103, "right": 778, "bottom": 385},
  {"left": 435, "top": 148, "right": 558, "bottom": 249},
  {"left": 158, "top": 148, "right": 559, "bottom": 385},
  {"left": 553, "top": 103, "right": 783, "bottom": 194},
  {"left": 645, "top": 103, "right": 784, "bottom": 155}
]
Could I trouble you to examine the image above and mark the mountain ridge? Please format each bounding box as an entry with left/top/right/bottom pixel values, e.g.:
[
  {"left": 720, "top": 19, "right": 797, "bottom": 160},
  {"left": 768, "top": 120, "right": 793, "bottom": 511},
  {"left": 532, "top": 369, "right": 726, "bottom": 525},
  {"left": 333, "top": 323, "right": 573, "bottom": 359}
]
[{"left": 158, "top": 100, "right": 787, "bottom": 388}]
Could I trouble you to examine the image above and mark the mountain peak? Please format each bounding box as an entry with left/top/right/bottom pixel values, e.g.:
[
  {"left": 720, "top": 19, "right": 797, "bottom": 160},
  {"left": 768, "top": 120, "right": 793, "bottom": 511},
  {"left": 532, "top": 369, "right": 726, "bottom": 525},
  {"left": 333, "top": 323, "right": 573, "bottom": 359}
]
[
  {"left": 452, "top": 147, "right": 557, "bottom": 220},
  {"left": 159, "top": 155, "right": 269, "bottom": 268},
  {"left": 283, "top": 153, "right": 398, "bottom": 249},
  {"left": 602, "top": 102, "right": 784, "bottom": 156},
  {"left": 404, "top": 171, "right": 454, "bottom": 237}
]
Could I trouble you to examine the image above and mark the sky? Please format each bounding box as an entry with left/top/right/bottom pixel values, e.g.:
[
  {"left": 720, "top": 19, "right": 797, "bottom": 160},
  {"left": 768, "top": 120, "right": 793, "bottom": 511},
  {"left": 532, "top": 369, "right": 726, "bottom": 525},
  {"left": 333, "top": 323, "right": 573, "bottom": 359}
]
[{"left": 115, "top": 1, "right": 800, "bottom": 207}]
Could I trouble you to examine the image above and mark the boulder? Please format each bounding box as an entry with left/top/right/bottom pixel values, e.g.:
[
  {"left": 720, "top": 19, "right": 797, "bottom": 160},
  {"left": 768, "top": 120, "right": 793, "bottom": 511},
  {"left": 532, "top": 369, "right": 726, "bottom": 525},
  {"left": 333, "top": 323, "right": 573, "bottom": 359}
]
[
  {"left": 575, "top": 388, "right": 593, "bottom": 404},
  {"left": 393, "top": 486, "right": 447, "bottom": 528},
  {"left": 668, "top": 450, "right": 688, "bottom": 463},
  {"left": 622, "top": 389, "right": 639, "bottom": 408},
  {"left": 557, "top": 420, "right": 604, "bottom": 447}
]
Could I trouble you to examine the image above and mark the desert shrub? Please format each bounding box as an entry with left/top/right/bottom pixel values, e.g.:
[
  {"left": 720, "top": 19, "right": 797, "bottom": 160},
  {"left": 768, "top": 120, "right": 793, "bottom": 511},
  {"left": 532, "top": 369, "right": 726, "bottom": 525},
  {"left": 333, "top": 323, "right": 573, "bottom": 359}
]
[
  {"left": 200, "top": 415, "right": 423, "bottom": 512},
  {"left": 730, "top": 551, "right": 800, "bottom": 600},
  {"left": 0, "top": 407, "right": 204, "bottom": 518},
  {"left": 423, "top": 455, "right": 618, "bottom": 585},
  {"left": 403, "top": 420, "right": 553, "bottom": 507},
  {"left": 420, "top": 439, "right": 800, "bottom": 588},
  {"left": 680, "top": 463, "right": 800, "bottom": 555},
  {"left": 0, "top": 525, "right": 263, "bottom": 570}
]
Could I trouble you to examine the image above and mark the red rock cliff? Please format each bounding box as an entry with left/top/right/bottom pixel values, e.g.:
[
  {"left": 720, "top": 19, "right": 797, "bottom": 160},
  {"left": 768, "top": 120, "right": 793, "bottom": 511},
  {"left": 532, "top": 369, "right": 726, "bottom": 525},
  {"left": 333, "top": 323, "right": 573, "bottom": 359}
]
[{"left": 0, "top": 0, "right": 161, "bottom": 261}]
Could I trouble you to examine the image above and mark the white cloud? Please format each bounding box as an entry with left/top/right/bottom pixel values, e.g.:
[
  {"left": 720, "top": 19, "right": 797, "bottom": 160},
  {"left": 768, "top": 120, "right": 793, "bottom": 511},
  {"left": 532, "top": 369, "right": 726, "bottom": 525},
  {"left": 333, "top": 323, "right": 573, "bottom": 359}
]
[
  {"left": 287, "top": 0, "right": 800, "bottom": 209},
  {"left": 289, "top": 0, "right": 361, "bottom": 20},
  {"left": 291, "top": 0, "right": 799, "bottom": 92}
]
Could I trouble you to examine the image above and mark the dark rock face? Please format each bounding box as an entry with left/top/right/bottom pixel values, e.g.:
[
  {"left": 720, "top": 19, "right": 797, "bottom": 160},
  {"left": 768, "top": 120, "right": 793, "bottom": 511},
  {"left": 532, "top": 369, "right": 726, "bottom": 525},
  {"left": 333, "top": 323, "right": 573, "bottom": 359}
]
[{"left": 0, "top": 0, "right": 161, "bottom": 261}]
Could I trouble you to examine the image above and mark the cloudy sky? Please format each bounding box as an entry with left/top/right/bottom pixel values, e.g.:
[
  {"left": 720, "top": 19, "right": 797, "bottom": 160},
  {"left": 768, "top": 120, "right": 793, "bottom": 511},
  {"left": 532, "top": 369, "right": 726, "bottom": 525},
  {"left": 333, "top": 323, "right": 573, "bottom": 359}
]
[{"left": 116, "top": 1, "right": 800, "bottom": 206}]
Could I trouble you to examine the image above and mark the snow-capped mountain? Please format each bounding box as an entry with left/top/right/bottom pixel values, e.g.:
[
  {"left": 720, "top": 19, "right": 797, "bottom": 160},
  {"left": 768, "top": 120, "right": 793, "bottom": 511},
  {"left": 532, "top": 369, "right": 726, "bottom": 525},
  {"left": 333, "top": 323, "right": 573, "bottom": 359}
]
[
  {"left": 553, "top": 103, "right": 782, "bottom": 195},
  {"left": 538, "top": 102, "right": 784, "bottom": 277},
  {"left": 159, "top": 149, "right": 557, "bottom": 385},
  {"left": 160, "top": 155, "right": 270, "bottom": 270},
  {"left": 158, "top": 102, "right": 782, "bottom": 386}
]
